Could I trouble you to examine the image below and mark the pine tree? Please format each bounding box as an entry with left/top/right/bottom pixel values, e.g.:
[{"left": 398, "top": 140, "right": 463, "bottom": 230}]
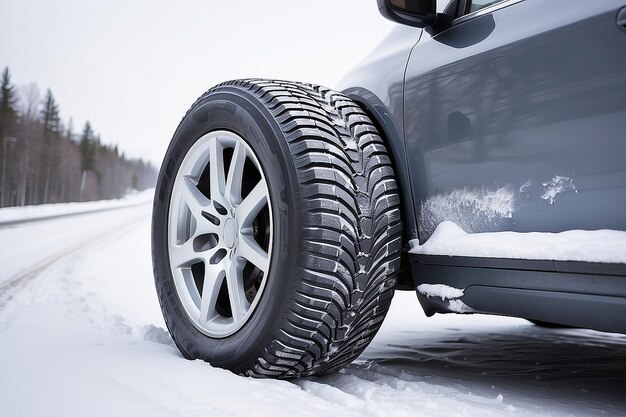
[
  {"left": 41, "top": 89, "right": 60, "bottom": 135},
  {"left": 39, "top": 89, "right": 61, "bottom": 203},
  {"left": 0, "top": 67, "right": 18, "bottom": 207},
  {"left": 79, "top": 121, "right": 95, "bottom": 172},
  {"left": 79, "top": 121, "right": 96, "bottom": 201},
  {"left": 0, "top": 67, "right": 17, "bottom": 136}
]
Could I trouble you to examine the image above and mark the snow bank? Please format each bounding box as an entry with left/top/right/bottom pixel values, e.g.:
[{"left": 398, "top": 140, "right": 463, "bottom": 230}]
[
  {"left": 0, "top": 189, "right": 154, "bottom": 224},
  {"left": 410, "top": 221, "right": 626, "bottom": 264}
]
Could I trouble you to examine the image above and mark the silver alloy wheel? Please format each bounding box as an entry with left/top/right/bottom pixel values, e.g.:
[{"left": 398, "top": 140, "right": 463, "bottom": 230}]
[{"left": 168, "top": 130, "right": 273, "bottom": 338}]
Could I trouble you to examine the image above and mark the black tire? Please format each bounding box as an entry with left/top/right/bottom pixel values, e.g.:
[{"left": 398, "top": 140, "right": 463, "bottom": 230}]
[{"left": 152, "top": 79, "right": 402, "bottom": 378}]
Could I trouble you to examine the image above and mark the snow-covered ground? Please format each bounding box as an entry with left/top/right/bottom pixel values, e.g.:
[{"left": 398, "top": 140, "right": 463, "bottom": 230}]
[
  {"left": 0, "top": 189, "right": 154, "bottom": 224},
  {"left": 1, "top": 201, "right": 626, "bottom": 416}
]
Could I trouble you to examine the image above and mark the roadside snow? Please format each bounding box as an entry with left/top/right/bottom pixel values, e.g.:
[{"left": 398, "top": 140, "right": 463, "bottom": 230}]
[
  {"left": 0, "top": 188, "right": 154, "bottom": 224},
  {"left": 410, "top": 221, "right": 626, "bottom": 264}
]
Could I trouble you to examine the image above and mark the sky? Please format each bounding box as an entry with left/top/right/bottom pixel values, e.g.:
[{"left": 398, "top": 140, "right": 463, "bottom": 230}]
[{"left": 0, "top": 0, "right": 395, "bottom": 165}]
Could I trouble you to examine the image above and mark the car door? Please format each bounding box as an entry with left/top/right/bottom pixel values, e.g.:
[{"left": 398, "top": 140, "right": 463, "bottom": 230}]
[{"left": 403, "top": 0, "right": 626, "bottom": 244}]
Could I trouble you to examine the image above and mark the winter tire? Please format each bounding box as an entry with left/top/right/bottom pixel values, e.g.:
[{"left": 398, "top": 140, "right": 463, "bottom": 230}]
[{"left": 152, "top": 79, "right": 402, "bottom": 377}]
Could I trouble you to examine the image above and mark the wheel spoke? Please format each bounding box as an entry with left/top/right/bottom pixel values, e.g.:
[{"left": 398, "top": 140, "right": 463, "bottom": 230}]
[
  {"left": 171, "top": 237, "right": 221, "bottom": 268},
  {"left": 199, "top": 264, "right": 225, "bottom": 325},
  {"left": 179, "top": 176, "right": 210, "bottom": 220},
  {"left": 225, "top": 140, "right": 247, "bottom": 206},
  {"left": 194, "top": 203, "right": 223, "bottom": 235},
  {"left": 209, "top": 139, "right": 226, "bottom": 203},
  {"left": 170, "top": 238, "right": 201, "bottom": 268},
  {"left": 226, "top": 259, "right": 248, "bottom": 325},
  {"left": 235, "top": 181, "right": 268, "bottom": 227},
  {"left": 237, "top": 234, "right": 269, "bottom": 273}
]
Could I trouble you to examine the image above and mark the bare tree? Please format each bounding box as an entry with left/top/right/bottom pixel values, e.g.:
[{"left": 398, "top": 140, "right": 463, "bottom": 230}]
[{"left": 20, "top": 82, "right": 40, "bottom": 123}]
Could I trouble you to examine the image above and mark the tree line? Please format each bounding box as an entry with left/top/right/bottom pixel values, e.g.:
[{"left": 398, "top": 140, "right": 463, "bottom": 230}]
[{"left": 0, "top": 67, "right": 157, "bottom": 208}]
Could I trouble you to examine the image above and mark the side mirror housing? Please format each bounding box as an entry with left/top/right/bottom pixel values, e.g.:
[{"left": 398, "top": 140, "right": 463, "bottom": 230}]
[{"left": 377, "top": 0, "right": 439, "bottom": 28}]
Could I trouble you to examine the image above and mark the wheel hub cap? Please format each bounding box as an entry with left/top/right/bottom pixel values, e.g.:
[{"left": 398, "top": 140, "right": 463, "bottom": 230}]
[{"left": 223, "top": 218, "right": 237, "bottom": 249}]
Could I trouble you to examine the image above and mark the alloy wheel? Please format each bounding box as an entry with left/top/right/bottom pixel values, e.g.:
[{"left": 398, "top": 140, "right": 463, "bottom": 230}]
[{"left": 167, "top": 130, "right": 272, "bottom": 337}]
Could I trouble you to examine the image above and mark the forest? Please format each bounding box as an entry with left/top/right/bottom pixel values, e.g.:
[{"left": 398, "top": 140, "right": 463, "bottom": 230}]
[{"left": 0, "top": 66, "right": 157, "bottom": 208}]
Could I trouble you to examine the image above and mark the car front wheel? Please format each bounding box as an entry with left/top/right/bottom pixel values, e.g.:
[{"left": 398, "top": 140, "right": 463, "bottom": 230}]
[{"left": 152, "top": 79, "right": 402, "bottom": 377}]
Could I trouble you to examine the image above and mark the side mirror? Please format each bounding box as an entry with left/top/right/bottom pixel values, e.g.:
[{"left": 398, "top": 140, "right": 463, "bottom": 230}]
[{"left": 377, "top": 0, "right": 438, "bottom": 28}]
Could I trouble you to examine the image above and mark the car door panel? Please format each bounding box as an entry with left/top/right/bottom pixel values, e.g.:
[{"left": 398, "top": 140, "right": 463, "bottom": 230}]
[{"left": 404, "top": 0, "right": 626, "bottom": 242}]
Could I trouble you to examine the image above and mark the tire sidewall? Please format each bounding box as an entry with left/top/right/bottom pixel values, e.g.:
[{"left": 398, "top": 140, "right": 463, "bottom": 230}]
[{"left": 152, "top": 89, "right": 301, "bottom": 371}]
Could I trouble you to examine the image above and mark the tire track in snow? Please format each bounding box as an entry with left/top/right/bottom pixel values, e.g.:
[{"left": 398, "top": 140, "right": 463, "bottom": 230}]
[
  {"left": 0, "top": 206, "right": 149, "bottom": 311},
  {"left": 296, "top": 360, "right": 525, "bottom": 417}
]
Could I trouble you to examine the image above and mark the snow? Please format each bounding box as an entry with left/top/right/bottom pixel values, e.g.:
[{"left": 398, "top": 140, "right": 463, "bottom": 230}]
[
  {"left": 417, "top": 284, "right": 474, "bottom": 314},
  {"left": 410, "top": 220, "right": 626, "bottom": 264},
  {"left": 541, "top": 176, "right": 577, "bottom": 205},
  {"left": 0, "top": 188, "right": 154, "bottom": 224},
  {"left": 418, "top": 186, "right": 515, "bottom": 240},
  {"left": 447, "top": 299, "right": 475, "bottom": 314},
  {"left": 2, "top": 202, "right": 626, "bottom": 416},
  {"left": 518, "top": 180, "right": 532, "bottom": 193},
  {"left": 417, "top": 284, "right": 464, "bottom": 300},
  {"left": 0, "top": 204, "right": 154, "bottom": 289}
]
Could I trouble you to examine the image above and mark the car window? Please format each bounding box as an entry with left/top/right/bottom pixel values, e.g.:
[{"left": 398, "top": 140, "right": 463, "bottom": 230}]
[
  {"left": 467, "top": 0, "right": 504, "bottom": 13},
  {"left": 437, "top": 0, "right": 451, "bottom": 13}
]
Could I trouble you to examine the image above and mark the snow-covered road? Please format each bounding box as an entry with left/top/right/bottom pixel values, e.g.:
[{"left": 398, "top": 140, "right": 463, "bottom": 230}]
[{"left": 1, "top": 202, "right": 625, "bottom": 416}]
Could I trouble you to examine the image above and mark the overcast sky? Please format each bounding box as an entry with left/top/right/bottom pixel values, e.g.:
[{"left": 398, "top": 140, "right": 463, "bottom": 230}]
[{"left": 0, "top": 0, "right": 395, "bottom": 165}]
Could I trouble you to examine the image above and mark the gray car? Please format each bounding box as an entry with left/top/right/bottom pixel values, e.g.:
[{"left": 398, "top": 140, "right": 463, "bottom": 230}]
[{"left": 152, "top": 0, "right": 626, "bottom": 378}]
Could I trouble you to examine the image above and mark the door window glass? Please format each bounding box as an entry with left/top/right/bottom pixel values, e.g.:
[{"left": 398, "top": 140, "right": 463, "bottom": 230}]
[
  {"left": 468, "top": 0, "right": 504, "bottom": 13},
  {"left": 437, "top": 0, "right": 451, "bottom": 12}
]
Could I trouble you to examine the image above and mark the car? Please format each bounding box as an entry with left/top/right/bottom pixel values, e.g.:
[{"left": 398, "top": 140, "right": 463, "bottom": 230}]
[{"left": 151, "top": 0, "right": 626, "bottom": 378}]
